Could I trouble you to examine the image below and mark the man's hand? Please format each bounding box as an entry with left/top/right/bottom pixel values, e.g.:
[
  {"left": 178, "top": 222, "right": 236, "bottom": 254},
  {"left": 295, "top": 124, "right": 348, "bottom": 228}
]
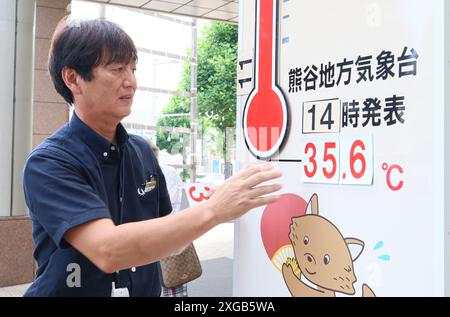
[{"left": 204, "top": 163, "right": 282, "bottom": 224}]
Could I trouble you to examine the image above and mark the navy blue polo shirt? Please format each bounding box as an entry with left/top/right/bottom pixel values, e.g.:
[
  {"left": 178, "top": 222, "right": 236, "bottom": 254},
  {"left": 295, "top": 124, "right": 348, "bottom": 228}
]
[{"left": 22, "top": 112, "right": 172, "bottom": 297}]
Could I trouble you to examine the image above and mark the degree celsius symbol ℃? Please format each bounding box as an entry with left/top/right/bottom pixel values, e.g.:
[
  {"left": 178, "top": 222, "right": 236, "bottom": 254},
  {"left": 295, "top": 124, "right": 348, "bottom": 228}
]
[
  {"left": 243, "top": 0, "right": 289, "bottom": 159},
  {"left": 382, "top": 163, "right": 404, "bottom": 191}
]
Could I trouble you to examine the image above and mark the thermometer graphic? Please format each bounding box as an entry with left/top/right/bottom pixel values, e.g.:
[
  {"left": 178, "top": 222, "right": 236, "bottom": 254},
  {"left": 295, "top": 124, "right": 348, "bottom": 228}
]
[{"left": 243, "top": 0, "right": 288, "bottom": 159}]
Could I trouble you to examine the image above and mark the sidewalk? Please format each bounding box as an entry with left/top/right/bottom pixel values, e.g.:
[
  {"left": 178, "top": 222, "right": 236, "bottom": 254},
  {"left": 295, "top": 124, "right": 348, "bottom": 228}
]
[
  {"left": 0, "top": 283, "right": 30, "bottom": 297},
  {"left": 189, "top": 222, "right": 234, "bottom": 297},
  {"left": 0, "top": 222, "right": 234, "bottom": 297}
]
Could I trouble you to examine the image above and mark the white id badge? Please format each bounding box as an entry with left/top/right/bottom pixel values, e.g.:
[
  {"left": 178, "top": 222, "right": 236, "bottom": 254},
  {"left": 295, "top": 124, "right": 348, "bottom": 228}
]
[{"left": 111, "top": 282, "right": 130, "bottom": 297}]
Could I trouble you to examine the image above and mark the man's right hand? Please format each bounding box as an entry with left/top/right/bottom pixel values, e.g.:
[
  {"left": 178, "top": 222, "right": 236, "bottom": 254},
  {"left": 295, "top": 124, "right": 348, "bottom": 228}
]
[{"left": 204, "top": 163, "right": 282, "bottom": 224}]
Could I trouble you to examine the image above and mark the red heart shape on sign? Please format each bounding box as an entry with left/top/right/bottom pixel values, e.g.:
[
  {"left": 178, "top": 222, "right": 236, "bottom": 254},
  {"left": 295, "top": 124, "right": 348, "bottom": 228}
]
[{"left": 260, "top": 193, "right": 307, "bottom": 271}]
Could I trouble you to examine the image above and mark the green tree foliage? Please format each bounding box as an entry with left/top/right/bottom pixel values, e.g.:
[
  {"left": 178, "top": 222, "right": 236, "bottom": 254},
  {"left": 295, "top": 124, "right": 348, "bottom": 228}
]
[
  {"left": 197, "top": 22, "right": 238, "bottom": 134},
  {"left": 156, "top": 21, "right": 238, "bottom": 162},
  {"left": 156, "top": 58, "right": 191, "bottom": 154},
  {"left": 156, "top": 95, "right": 190, "bottom": 154}
]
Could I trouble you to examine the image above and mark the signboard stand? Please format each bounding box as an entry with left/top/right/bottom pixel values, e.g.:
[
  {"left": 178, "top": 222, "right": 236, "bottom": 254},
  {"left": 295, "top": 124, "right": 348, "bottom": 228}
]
[{"left": 235, "top": 0, "right": 450, "bottom": 296}]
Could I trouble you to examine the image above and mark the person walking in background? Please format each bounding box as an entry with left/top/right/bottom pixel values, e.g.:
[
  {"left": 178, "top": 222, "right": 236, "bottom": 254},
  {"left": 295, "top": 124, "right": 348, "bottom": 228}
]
[{"left": 147, "top": 140, "right": 188, "bottom": 297}]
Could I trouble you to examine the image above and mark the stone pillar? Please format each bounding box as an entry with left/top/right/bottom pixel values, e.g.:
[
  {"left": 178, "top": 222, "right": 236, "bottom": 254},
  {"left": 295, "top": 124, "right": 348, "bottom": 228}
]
[
  {"left": 0, "top": 0, "right": 36, "bottom": 287},
  {"left": 0, "top": 217, "right": 33, "bottom": 287},
  {"left": 0, "top": 0, "right": 70, "bottom": 287},
  {"left": 0, "top": 0, "right": 16, "bottom": 218},
  {"left": 12, "top": 0, "right": 35, "bottom": 216},
  {"left": 33, "top": 0, "right": 70, "bottom": 149}
]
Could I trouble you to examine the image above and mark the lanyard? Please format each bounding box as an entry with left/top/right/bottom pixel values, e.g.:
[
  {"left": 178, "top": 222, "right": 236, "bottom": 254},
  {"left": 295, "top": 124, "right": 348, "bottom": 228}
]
[{"left": 115, "top": 146, "right": 126, "bottom": 288}]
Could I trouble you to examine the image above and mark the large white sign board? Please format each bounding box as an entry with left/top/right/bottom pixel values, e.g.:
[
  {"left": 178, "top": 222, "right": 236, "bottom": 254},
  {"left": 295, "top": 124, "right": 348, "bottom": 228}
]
[{"left": 234, "top": 0, "right": 450, "bottom": 296}]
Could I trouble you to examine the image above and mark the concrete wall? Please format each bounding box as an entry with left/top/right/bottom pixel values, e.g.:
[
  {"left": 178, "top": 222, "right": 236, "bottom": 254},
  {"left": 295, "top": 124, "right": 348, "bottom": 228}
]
[
  {"left": 0, "top": 217, "right": 34, "bottom": 287},
  {"left": 33, "top": 0, "right": 70, "bottom": 148}
]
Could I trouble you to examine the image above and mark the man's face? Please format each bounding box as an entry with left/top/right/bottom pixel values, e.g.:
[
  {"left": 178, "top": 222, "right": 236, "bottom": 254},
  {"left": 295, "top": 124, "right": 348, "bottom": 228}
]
[{"left": 77, "top": 60, "right": 137, "bottom": 122}]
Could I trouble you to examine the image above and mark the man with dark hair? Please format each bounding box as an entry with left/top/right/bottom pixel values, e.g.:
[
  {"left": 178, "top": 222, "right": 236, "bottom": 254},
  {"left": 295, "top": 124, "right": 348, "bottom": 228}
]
[{"left": 22, "top": 17, "right": 282, "bottom": 297}]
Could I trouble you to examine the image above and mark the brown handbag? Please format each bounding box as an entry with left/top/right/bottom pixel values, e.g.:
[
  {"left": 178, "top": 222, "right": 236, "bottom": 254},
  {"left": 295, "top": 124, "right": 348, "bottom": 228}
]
[{"left": 159, "top": 243, "right": 202, "bottom": 288}]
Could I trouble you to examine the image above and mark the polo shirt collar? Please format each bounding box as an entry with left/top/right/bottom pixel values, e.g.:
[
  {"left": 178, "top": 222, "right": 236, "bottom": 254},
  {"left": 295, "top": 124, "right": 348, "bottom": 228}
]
[{"left": 69, "top": 112, "right": 129, "bottom": 161}]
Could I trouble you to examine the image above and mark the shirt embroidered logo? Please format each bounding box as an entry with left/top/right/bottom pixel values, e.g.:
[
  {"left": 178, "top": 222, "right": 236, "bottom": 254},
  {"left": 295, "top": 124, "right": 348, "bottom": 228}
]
[
  {"left": 137, "top": 177, "right": 157, "bottom": 196},
  {"left": 145, "top": 180, "right": 157, "bottom": 192},
  {"left": 137, "top": 187, "right": 145, "bottom": 196}
]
